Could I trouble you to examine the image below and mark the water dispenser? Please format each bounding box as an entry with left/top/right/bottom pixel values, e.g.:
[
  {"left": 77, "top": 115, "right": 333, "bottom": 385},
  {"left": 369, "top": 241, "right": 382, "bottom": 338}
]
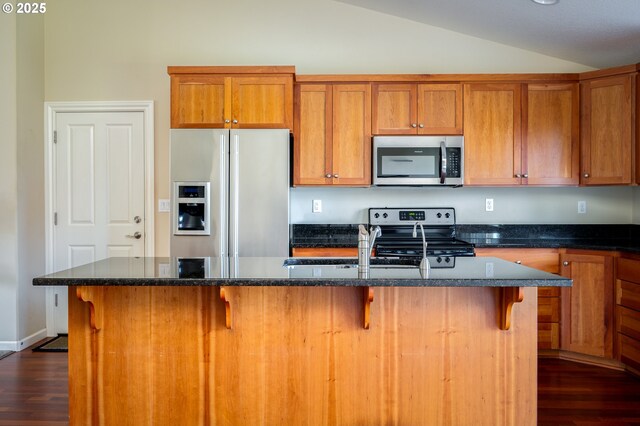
[{"left": 173, "top": 182, "right": 210, "bottom": 235}]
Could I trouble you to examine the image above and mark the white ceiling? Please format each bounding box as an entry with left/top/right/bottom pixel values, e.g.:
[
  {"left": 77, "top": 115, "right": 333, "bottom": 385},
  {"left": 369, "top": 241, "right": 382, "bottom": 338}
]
[{"left": 336, "top": 0, "right": 640, "bottom": 69}]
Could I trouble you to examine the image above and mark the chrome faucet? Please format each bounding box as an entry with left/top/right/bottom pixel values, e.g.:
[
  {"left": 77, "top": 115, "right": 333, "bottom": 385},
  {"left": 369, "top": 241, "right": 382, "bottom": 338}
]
[
  {"left": 358, "top": 225, "right": 382, "bottom": 278},
  {"left": 412, "top": 221, "right": 431, "bottom": 278}
]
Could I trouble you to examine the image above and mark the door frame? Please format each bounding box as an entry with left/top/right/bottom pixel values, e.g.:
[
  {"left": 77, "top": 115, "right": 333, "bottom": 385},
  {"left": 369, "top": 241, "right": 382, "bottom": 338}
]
[{"left": 44, "top": 101, "right": 155, "bottom": 335}]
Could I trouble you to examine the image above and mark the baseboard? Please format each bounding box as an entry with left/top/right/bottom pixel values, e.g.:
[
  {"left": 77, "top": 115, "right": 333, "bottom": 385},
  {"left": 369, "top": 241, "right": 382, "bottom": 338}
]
[
  {"left": 0, "top": 328, "right": 48, "bottom": 352},
  {"left": 539, "top": 349, "right": 626, "bottom": 371}
]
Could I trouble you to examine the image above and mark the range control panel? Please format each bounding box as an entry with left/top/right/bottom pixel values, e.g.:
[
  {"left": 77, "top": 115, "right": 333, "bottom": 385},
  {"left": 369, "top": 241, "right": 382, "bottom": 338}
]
[{"left": 369, "top": 208, "right": 456, "bottom": 226}]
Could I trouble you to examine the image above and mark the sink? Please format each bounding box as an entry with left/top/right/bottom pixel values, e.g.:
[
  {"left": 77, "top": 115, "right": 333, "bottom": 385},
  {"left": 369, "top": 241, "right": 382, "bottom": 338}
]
[{"left": 283, "top": 257, "right": 419, "bottom": 269}]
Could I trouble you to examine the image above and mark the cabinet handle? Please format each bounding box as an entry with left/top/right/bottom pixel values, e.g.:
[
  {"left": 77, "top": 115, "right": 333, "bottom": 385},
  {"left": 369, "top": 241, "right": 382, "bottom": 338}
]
[
  {"left": 583, "top": 173, "right": 590, "bottom": 178},
  {"left": 419, "top": 124, "right": 424, "bottom": 128},
  {"left": 523, "top": 174, "right": 529, "bottom": 178},
  {"left": 563, "top": 261, "right": 569, "bottom": 266},
  {"left": 232, "top": 119, "right": 238, "bottom": 124},
  {"left": 334, "top": 174, "right": 339, "bottom": 178},
  {"left": 515, "top": 174, "right": 521, "bottom": 178},
  {"left": 224, "top": 119, "right": 230, "bottom": 124},
  {"left": 325, "top": 173, "right": 332, "bottom": 178},
  {"left": 411, "top": 123, "right": 417, "bottom": 128},
  {"left": 515, "top": 260, "right": 522, "bottom": 264}
]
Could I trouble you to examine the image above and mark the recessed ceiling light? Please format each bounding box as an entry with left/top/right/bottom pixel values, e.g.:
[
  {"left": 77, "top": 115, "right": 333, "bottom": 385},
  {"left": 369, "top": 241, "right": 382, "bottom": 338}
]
[{"left": 531, "top": 0, "right": 559, "bottom": 4}]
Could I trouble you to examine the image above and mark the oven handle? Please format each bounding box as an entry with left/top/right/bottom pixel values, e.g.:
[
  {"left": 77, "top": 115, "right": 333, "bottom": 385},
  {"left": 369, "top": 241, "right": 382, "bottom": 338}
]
[{"left": 440, "top": 141, "right": 447, "bottom": 184}]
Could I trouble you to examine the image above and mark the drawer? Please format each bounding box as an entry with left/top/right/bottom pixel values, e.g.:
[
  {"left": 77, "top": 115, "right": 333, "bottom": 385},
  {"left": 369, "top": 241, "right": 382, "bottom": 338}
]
[
  {"left": 476, "top": 248, "right": 559, "bottom": 274},
  {"left": 619, "top": 334, "right": 640, "bottom": 372},
  {"left": 618, "top": 306, "right": 640, "bottom": 341},
  {"left": 617, "top": 280, "right": 640, "bottom": 311},
  {"left": 618, "top": 257, "right": 640, "bottom": 284},
  {"left": 538, "top": 297, "right": 560, "bottom": 322},
  {"left": 538, "top": 287, "right": 560, "bottom": 298},
  {"left": 291, "top": 247, "right": 358, "bottom": 257},
  {"left": 538, "top": 323, "right": 560, "bottom": 350}
]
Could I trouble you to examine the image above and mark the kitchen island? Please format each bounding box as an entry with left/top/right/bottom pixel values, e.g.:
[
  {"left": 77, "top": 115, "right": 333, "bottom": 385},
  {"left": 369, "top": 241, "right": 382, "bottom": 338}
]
[{"left": 34, "top": 256, "right": 570, "bottom": 426}]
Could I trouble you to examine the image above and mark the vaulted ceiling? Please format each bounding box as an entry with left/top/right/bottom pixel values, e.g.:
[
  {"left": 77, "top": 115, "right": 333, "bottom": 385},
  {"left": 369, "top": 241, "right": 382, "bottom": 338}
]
[{"left": 336, "top": 0, "right": 640, "bottom": 69}]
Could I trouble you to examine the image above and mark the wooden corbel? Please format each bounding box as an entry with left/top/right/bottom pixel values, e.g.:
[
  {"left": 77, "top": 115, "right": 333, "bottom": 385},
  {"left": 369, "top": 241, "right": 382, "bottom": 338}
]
[
  {"left": 497, "top": 287, "right": 524, "bottom": 330},
  {"left": 76, "top": 287, "right": 105, "bottom": 331}
]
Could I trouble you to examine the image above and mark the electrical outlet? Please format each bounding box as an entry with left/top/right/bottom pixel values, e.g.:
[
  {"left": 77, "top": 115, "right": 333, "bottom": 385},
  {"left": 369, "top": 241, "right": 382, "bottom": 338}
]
[
  {"left": 312, "top": 199, "right": 322, "bottom": 213},
  {"left": 578, "top": 200, "right": 587, "bottom": 214},
  {"left": 485, "top": 198, "right": 494, "bottom": 212}
]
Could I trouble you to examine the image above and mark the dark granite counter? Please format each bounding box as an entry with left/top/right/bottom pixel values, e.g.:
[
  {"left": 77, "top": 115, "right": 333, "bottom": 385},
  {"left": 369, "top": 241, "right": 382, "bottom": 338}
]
[
  {"left": 32, "top": 256, "right": 570, "bottom": 288},
  {"left": 291, "top": 224, "right": 640, "bottom": 254}
]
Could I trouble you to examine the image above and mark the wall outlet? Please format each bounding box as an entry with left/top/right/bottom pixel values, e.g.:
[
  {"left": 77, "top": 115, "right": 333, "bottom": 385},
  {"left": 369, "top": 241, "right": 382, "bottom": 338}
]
[
  {"left": 578, "top": 200, "right": 587, "bottom": 214},
  {"left": 312, "top": 199, "right": 322, "bottom": 213},
  {"left": 485, "top": 198, "right": 494, "bottom": 212},
  {"left": 158, "top": 199, "right": 170, "bottom": 212}
]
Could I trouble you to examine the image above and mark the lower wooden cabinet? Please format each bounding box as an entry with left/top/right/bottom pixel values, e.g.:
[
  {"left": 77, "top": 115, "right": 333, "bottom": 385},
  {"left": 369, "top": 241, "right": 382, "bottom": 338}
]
[
  {"left": 475, "top": 248, "right": 561, "bottom": 349},
  {"left": 560, "top": 251, "right": 614, "bottom": 358},
  {"left": 616, "top": 255, "right": 640, "bottom": 373}
]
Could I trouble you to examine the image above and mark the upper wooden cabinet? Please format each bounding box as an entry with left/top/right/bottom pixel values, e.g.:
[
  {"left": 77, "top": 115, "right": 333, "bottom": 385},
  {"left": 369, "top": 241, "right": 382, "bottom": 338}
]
[
  {"left": 294, "top": 83, "right": 371, "bottom": 186},
  {"left": 580, "top": 72, "right": 635, "bottom": 185},
  {"left": 372, "top": 83, "right": 462, "bottom": 135},
  {"left": 524, "top": 83, "right": 580, "bottom": 185},
  {"left": 463, "top": 83, "right": 522, "bottom": 185},
  {"left": 464, "top": 82, "right": 580, "bottom": 186},
  {"left": 168, "top": 66, "right": 294, "bottom": 129}
]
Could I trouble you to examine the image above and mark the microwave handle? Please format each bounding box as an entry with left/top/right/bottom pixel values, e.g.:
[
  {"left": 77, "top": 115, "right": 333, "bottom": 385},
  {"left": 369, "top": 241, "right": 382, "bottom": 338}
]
[{"left": 440, "top": 141, "right": 447, "bottom": 184}]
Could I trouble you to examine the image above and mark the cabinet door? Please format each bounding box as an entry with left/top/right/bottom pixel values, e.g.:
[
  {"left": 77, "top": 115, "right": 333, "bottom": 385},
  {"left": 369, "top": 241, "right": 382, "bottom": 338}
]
[
  {"left": 294, "top": 84, "right": 332, "bottom": 185},
  {"left": 560, "top": 252, "right": 614, "bottom": 358},
  {"left": 463, "top": 84, "right": 522, "bottom": 185},
  {"left": 581, "top": 74, "right": 634, "bottom": 185},
  {"left": 523, "top": 84, "right": 579, "bottom": 185},
  {"left": 171, "top": 75, "right": 230, "bottom": 128},
  {"left": 331, "top": 84, "right": 372, "bottom": 186},
  {"left": 417, "top": 84, "right": 463, "bottom": 135},
  {"left": 232, "top": 76, "right": 293, "bottom": 129},
  {"left": 372, "top": 84, "right": 417, "bottom": 135}
]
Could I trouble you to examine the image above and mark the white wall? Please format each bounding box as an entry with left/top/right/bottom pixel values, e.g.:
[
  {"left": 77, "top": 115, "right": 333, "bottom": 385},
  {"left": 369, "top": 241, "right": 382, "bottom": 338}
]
[
  {"left": 292, "top": 186, "right": 634, "bottom": 224},
  {"left": 0, "top": 13, "right": 19, "bottom": 347},
  {"left": 42, "top": 0, "right": 595, "bottom": 256}
]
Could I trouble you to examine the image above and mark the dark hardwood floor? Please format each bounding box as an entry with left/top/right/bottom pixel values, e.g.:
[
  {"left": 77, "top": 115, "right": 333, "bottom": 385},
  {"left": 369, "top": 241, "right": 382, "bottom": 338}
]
[{"left": 1, "top": 343, "right": 640, "bottom": 425}]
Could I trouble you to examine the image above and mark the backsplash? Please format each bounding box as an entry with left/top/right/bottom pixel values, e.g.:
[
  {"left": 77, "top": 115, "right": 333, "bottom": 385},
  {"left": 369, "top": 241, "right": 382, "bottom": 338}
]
[{"left": 290, "top": 186, "right": 635, "bottom": 224}]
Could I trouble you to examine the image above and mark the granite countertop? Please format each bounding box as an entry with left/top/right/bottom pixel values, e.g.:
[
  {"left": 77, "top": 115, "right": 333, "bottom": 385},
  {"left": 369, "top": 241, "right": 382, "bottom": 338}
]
[
  {"left": 32, "top": 256, "right": 570, "bottom": 288},
  {"left": 291, "top": 224, "right": 640, "bottom": 254}
]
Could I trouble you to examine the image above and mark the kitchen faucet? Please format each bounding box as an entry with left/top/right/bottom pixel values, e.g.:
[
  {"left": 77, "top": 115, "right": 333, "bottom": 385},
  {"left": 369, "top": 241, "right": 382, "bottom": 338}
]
[
  {"left": 412, "top": 222, "right": 430, "bottom": 278},
  {"left": 357, "top": 225, "right": 382, "bottom": 277}
]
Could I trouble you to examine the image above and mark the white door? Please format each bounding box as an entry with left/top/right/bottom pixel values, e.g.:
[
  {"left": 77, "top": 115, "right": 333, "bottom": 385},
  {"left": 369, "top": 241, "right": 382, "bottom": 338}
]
[{"left": 52, "top": 111, "right": 146, "bottom": 333}]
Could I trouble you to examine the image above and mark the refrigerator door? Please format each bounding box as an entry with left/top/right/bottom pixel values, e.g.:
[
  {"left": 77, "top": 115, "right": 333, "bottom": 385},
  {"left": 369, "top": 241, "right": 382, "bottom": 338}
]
[
  {"left": 170, "top": 129, "right": 228, "bottom": 258},
  {"left": 229, "top": 129, "right": 290, "bottom": 257}
]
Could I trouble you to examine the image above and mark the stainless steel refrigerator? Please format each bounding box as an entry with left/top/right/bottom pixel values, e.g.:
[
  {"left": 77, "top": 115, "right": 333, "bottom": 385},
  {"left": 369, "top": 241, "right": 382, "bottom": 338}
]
[{"left": 170, "top": 129, "right": 290, "bottom": 258}]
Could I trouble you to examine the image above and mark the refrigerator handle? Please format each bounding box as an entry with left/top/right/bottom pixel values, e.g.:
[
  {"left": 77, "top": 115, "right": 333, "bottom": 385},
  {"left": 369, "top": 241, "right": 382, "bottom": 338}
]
[
  {"left": 231, "top": 134, "right": 240, "bottom": 256},
  {"left": 219, "top": 132, "right": 228, "bottom": 258}
]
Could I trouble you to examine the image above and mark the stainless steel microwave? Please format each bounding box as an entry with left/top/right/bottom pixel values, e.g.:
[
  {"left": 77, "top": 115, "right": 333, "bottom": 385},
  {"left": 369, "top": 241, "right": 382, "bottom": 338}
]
[{"left": 373, "top": 136, "right": 464, "bottom": 186}]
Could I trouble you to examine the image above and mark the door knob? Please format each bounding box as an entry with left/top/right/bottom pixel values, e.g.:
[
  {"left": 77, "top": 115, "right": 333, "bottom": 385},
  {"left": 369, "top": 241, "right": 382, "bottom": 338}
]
[
  {"left": 232, "top": 119, "right": 238, "bottom": 124},
  {"left": 126, "top": 232, "right": 142, "bottom": 239},
  {"left": 134, "top": 216, "right": 142, "bottom": 224},
  {"left": 583, "top": 173, "right": 590, "bottom": 178},
  {"left": 325, "top": 173, "right": 332, "bottom": 178},
  {"left": 418, "top": 124, "right": 424, "bottom": 128},
  {"left": 563, "top": 261, "right": 569, "bottom": 266},
  {"left": 411, "top": 123, "right": 417, "bottom": 128}
]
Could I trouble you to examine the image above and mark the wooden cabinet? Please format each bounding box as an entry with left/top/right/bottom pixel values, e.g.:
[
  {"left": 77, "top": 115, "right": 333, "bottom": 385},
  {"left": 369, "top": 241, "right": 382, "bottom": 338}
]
[
  {"left": 523, "top": 83, "right": 580, "bottom": 185},
  {"left": 168, "top": 66, "right": 294, "bottom": 129},
  {"left": 464, "top": 82, "right": 580, "bottom": 186},
  {"left": 616, "top": 255, "right": 640, "bottom": 373},
  {"left": 560, "top": 251, "right": 614, "bottom": 358},
  {"left": 463, "top": 84, "right": 522, "bottom": 185},
  {"left": 476, "top": 248, "right": 561, "bottom": 349},
  {"left": 294, "top": 83, "right": 371, "bottom": 186},
  {"left": 372, "top": 83, "right": 462, "bottom": 135},
  {"left": 580, "top": 73, "right": 635, "bottom": 185}
]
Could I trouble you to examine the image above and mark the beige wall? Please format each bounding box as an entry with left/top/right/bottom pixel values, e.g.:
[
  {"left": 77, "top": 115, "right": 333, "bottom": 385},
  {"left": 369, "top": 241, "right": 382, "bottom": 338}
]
[
  {"left": 0, "top": 13, "right": 19, "bottom": 345},
  {"left": 635, "top": 188, "right": 640, "bottom": 224},
  {"left": 43, "top": 0, "right": 595, "bottom": 256}
]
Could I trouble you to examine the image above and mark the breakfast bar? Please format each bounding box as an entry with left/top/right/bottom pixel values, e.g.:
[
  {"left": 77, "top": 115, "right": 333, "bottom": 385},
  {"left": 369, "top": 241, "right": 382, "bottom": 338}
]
[{"left": 34, "top": 256, "right": 571, "bottom": 426}]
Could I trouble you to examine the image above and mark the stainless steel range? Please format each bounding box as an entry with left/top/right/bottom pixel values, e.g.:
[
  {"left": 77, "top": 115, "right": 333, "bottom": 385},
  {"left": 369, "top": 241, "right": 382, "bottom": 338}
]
[{"left": 369, "top": 207, "right": 475, "bottom": 267}]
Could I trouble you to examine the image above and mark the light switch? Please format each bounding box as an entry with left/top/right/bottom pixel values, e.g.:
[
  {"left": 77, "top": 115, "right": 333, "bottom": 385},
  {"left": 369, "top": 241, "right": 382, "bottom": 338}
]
[
  {"left": 158, "top": 199, "right": 170, "bottom": 212},
  {"left": 312, "top": 199, "right": 322, "bottom": 213}
]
